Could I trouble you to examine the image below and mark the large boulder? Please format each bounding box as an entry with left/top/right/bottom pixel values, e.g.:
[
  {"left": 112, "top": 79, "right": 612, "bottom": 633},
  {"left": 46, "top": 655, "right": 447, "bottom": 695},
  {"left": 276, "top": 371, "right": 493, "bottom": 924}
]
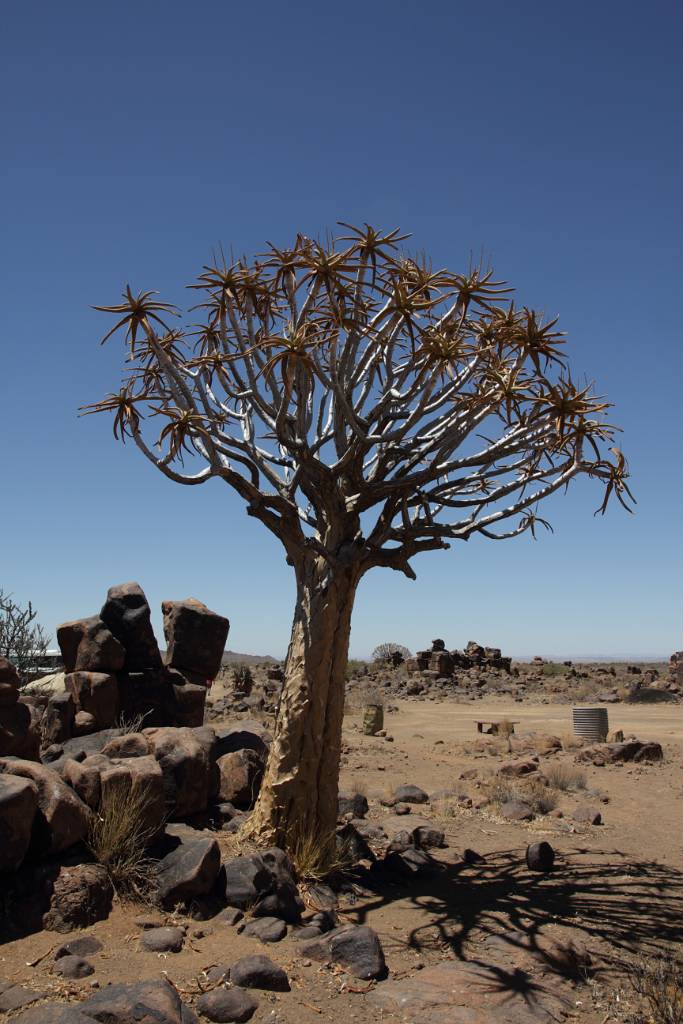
[
  {"left": 216, "top": 748, "right": 264, "bottom": 809},
  {"left": 57, "top": 617, "right": 125, "bottom": 674},
  {"left": 42, "top": 863, "right": 113, "bottom": 932},
  {"left": 42, "top": 693, "right": 75, "bottom": 746},
  {"left": 117, "top": 668, "right": 177, "bottom": 728},
  {"left": 98, "top": 754, "right": 166, "bottom": 836},
  {"left": 0, "top": 701, "right": 41, "bottom": 760},
  {"left": 162, "top": 598, "right": 229, "bottom": 681},
  {"left": 299, "top": 924, "right": 386, "bottom": 980},
  {"left": 223, "top": 848, "right": 303, "bottom": 923},
  {"left": 0, "top": 774, "right": 38, "bottom": 871},
  {"left": 100, "top": 582, "right": 162, "bottom": 671},
  {"left": 3, "top": 859, "right": 113, "bottom": 937},
  {"left": 156, "top": 833, "right": 221, "bottom": 908},
  {"left": 0, "top": 758, "right": 89, "bottom": 855},
  {"left": 144, "top": 727, "right": 212, "bottom": 818},
  {"left": 65, "top": 672, "right": 119, "bottom": 730},
  {"left": 79, "top": 978, "right": 185, "bottom": 1024}
]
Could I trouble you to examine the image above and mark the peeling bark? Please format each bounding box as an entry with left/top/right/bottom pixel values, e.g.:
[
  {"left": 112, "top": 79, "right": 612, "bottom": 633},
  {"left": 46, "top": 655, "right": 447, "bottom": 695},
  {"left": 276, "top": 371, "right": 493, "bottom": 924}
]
[{"left": 244, "top": 559, "right": 359, "bottom": 846}]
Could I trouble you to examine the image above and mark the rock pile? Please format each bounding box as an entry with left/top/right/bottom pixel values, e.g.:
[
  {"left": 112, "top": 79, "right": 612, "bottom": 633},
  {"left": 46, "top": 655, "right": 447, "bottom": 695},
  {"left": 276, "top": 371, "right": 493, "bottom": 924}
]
[
  {"left": 0, "top": 582, "right": 230, "bottom": 760},
  {"left": 407, "top": 638, "right": 512, "bottom": 677}
]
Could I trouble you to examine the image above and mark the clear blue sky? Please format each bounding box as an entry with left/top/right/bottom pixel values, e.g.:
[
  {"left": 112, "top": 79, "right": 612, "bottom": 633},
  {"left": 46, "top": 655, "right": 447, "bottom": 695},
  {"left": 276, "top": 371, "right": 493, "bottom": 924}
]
[{"left": 1, "top": 1, "right": 681, "bottom": 659}]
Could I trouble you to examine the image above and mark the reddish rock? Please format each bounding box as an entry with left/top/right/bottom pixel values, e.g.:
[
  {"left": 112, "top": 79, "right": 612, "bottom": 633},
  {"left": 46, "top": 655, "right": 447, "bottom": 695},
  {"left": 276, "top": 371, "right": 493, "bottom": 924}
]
[
  {"left": 98, "top": 754, "right": 166, "bottom": 835},
  {"left": 498, "top": 758, "right": 539, "bottom": 777},
  {"left": 0, "top": 774, "right": 39, "bottom": 871},
  {"left": 65, "top": 671, "right": 119, "bottom": 729},
  {"left": 0, "top": 701, "right": 41, "bottom": 760},
  {"left": 0, "top": 660, "right": 20, "bottom": 706},
  {"left": 162, "top": 598, "right": 229, "bottom": 681},
  {"left": 62, "top": 757, "right": 101, "bottom": 809},
  {"left": 0, "top": 758, "right": 90, "bottom": 854},
  {"left": 57, "top": 616, "right": 125, "bottom": 674},
  {"left": 73, "top": 710, "right": 97, "bottom": 736},
  {"left": 43, "top": 863, "right": 113, "bottom": 932},
  {"left": 100, "top": 582, "right": 162, "bottom": 670},
  {"left": 217, "top": 748, "right": 264, "bottom": 809},
  {"left": 42, "top": 693, "right": 75, "bottom": 746}
]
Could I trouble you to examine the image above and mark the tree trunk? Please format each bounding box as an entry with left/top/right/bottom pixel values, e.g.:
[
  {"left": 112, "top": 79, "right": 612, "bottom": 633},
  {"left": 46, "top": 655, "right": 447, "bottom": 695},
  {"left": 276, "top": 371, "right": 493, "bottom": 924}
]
[{"left": 243, "top": 558, "right": 359, "bottom": 847}]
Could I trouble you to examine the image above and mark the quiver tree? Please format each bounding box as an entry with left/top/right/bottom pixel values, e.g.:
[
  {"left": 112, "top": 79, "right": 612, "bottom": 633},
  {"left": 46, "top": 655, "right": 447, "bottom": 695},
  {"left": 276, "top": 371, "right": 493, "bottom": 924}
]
[{"left": 85, "top": 224, "right": 633, "bottom": 845}]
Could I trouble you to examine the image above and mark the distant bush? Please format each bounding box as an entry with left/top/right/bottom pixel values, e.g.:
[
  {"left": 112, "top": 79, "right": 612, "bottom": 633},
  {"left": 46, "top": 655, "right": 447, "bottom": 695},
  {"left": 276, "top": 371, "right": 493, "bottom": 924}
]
[
  {"left": 372, "top": 643, "right": 411, "bottom": 667},
  {"left": 232, "top": 664, "right": 254, "bottom": 691},
  {"left": 0, "top": 590, "right": 49, "bottom": 683}
]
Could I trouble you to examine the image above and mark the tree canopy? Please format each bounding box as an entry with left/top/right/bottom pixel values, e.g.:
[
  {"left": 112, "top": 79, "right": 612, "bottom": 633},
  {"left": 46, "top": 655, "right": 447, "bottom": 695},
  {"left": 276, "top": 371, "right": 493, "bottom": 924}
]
[{"left": 85, "top": 224, "right": 633, "bottom": 577}]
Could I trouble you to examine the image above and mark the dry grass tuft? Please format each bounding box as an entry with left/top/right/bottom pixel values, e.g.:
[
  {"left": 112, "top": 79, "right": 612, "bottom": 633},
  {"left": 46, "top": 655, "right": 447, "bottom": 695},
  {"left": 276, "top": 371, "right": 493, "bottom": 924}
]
[
  {"left": 87, "top": 783, "right": 159, "bottom": 901},
  {"left": 484, "top": 776, "right": 558, "bottom": 815},
  {"left": 560, "top": 731, "right": 584, "bottom": 751},
  {"left": 631, "top": 952, "right": 683, "bottom": 1024},
  {"left": 287, "top": 825, "right": 352, "bottom": 881},
  {"left": 543, "top": 762, "right": 587, "bottom": 791}
]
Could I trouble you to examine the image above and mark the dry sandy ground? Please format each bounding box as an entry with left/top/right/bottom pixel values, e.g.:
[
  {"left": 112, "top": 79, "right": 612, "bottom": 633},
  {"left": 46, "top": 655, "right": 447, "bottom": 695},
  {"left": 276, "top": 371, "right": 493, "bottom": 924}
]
[{"left": 1, "top": 698, "right": 682, "bottom": 1024}]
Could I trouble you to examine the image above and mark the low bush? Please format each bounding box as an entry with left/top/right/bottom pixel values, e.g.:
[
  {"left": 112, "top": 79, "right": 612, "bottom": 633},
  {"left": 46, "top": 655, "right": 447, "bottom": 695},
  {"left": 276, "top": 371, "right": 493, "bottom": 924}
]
[{"left": 88, "top": 783, "right": 159, "bottom": 901}]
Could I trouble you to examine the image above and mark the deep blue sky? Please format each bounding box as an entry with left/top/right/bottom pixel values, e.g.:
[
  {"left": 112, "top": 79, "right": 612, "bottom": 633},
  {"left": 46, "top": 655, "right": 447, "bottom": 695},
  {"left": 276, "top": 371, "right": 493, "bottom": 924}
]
[{"left": 1, "top": 1, "right": 681, "bottom": 659}]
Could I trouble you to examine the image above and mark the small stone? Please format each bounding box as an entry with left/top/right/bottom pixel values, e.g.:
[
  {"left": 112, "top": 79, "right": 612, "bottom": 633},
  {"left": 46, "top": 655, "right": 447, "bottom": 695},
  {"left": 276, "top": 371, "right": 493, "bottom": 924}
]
[
  {"left": 215, "top": 906, "right": 244, "bottom": 926},
  {"left": 230, "top": 954, "right": 290, "bottom": 991},
  {"left": 462, "top": 848, "right": 484, "bottom": 864},
  {"left": 573, "top": 805, "right": 602, "bottom": 825},
  {"left": 526, "top": 841, "right": 555, "bottom": 872},
  {"left": 501, "top": 799, "right": 534, "bottom": 821},
  {"left": 53, "top": 955, "right": 95, "bottom": 978},
  {"left": 241, "top": 916, "right": 287, "bottom": 943},
  {"left": 141, "top": 926, "right": 185, "bottom": 952},
  {"left": 196, "top": 986, "right": 258, "bottom": 1023},
  {"left": 393, "top": 784, "right": 429, "bottom": 804},
  {"left": 55, "top": 935, "right": 103, "bottom": 958}
]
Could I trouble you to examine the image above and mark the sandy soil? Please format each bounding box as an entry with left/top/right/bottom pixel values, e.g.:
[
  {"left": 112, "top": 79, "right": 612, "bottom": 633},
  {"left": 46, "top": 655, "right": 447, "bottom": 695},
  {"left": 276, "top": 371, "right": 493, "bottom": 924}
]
[{"left": 1, "top": 697, "right": 682, "bottom": 1024}]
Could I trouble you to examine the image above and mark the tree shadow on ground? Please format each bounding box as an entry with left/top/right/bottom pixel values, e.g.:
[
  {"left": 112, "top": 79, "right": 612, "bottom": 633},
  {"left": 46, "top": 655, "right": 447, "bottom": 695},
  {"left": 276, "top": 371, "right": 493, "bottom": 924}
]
[{"left": 344, "top": 846, "right": 683, "bottom": 981}]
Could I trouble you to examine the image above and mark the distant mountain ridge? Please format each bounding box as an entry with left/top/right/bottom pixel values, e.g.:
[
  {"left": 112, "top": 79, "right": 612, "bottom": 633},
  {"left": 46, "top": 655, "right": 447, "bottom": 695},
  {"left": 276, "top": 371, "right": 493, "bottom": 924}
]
[{"left": 220, "top": 650, "right": 280, "bottom": 665}]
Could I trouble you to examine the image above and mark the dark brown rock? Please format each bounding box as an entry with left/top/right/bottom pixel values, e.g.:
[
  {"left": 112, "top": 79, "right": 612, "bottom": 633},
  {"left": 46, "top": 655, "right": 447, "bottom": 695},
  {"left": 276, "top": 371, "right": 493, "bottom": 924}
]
[
  {"left": 57, "top": 617, "right": 125, "bottom": 674},
  {"left": 0, "top": 758, "right": 89, "bottom": 854},
  {"left": 299, "top": 924, "right": 386, "bottom": 979},
  {"left": 196, "top": 987, "right": 258, "bottom": 1023},
  {"left": 141, "top": 926, "right": 184, "bottom": 952},
  {"left": 73, "top": 711, "right": 98, "bottom": 736},
  {"left": 0, "top": 701, "right": 40, "bottom": 760},
  {"left": 42, "top": 693, "right": 75, "bottom": 746},
  {"left": 162, "top": 598, "right": 229, "bottom": 681},
  {"left": 0, "top": 774, "right": 38, "bottom": 871},
  {"left": 80, "top": 978, "right": 184, "bottom": 1023},
  {"left": 53, "top": 954, "right": 95, "bottom": 978},
  {"left": 217, "top": 748, "right": 264, "bottom": 808},
  {"left": 230, "top": 954, "right": 290, "bottom": 991},
  {"left": 100, "top": 582, "right": 162, "bottom": 671},
  {"left": 501, "top": 800, "right": 534, "bottom": 821},
  {"left": 156, "top": 834, "right": 221, "bottom": 908},
  {"left": 43, "top": 863, "right": 114, "bottom": 932},
  {"left": 144, "top": 726, "right": 211, "bottom": 817},
  {"left": 526, "top": 841, "right": 555, "bottom": 872},
  {"left": 66, "top": 672, "right": 119, "bottom": 729}
]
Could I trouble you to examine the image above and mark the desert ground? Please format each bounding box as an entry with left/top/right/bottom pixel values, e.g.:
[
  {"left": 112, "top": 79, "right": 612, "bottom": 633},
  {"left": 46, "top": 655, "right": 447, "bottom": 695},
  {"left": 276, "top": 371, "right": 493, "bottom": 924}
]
[{"left": 1, "top": 665, "right": 681, "bottom": 1024}]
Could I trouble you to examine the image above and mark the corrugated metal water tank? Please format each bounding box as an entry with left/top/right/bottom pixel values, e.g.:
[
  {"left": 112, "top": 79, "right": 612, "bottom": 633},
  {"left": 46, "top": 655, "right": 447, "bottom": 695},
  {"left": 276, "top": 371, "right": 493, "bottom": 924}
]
[{"left": 572, "top": 706, "right": 609, "bottom": 742}]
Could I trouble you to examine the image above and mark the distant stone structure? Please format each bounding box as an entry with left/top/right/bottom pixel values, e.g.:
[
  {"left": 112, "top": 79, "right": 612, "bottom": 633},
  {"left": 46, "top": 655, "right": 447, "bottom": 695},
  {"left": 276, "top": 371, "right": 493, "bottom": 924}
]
[{"left": 407, "top": 638, "right": 512, "bottom": 677}]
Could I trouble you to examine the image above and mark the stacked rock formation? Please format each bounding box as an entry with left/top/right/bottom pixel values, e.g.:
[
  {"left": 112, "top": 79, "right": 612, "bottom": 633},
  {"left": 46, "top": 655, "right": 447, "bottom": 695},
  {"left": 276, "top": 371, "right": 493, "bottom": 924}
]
[
  {"left": 407, "top": 638, "right": 512, "bottom": 677},
  {"left": 0, "top": 583, "right": 230, "bottom": 760}
]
